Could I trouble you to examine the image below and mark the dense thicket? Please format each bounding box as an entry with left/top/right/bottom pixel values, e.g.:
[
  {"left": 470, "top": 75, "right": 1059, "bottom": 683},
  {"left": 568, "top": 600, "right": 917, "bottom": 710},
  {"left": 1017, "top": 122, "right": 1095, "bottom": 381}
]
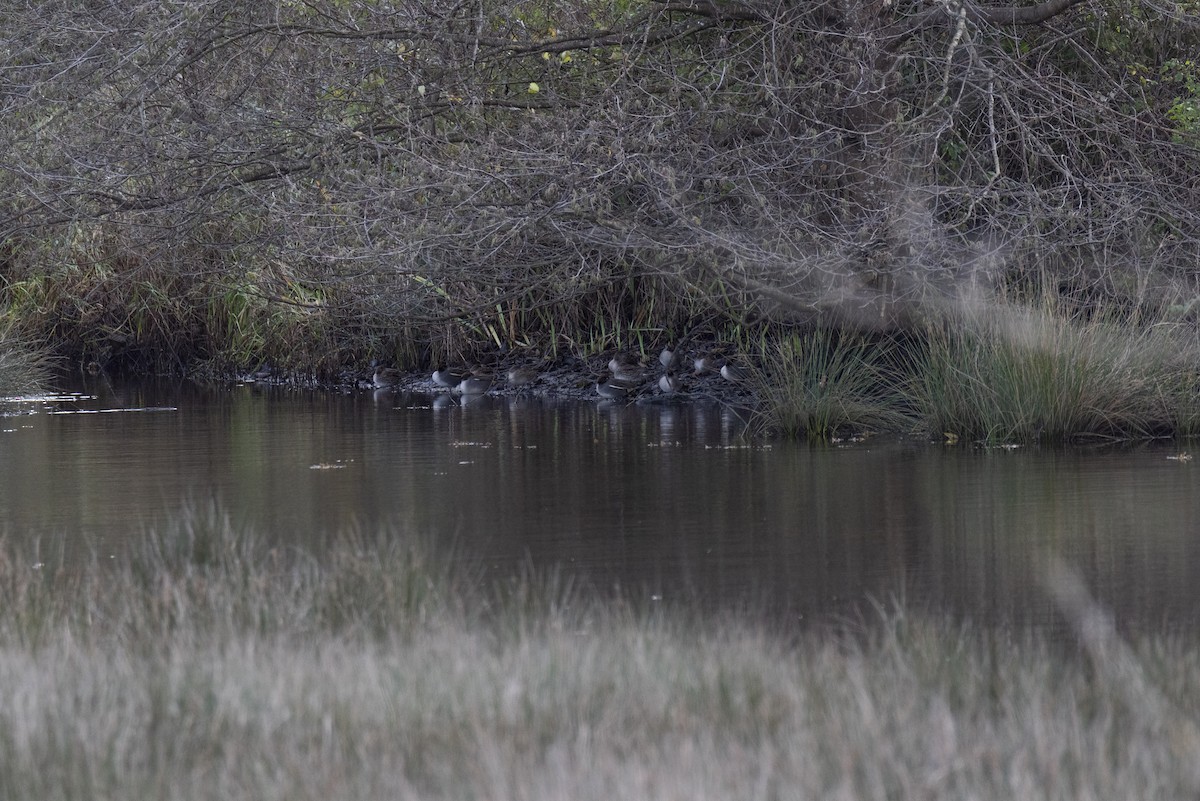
[{"left": 2, "top": 0, "right": 1198, "bottom": 371}]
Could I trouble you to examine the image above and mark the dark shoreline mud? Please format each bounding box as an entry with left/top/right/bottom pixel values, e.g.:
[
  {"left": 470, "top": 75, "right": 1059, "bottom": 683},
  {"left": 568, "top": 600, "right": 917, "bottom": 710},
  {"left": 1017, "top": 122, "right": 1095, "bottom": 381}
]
[{"left": 236, "top": 353, "right": 760, "bottom": 407}]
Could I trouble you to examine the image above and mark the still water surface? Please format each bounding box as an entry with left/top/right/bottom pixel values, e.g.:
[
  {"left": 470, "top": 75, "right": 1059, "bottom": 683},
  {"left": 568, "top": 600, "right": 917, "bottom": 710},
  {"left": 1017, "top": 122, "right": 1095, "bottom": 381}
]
[{"left": 2, "top": 376, "right": 1198, "bottom": 632}]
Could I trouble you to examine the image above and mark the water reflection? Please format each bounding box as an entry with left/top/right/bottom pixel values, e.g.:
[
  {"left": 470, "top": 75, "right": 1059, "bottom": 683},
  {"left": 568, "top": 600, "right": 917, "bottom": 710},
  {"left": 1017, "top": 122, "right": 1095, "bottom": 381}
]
[{"left": 2, "top": 377, "right": 1199, "bottom": 633}]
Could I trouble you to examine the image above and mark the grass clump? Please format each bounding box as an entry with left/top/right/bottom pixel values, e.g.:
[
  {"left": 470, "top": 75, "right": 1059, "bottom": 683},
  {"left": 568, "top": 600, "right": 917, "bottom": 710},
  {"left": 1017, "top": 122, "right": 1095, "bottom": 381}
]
[
  {"left": 755, "top": 329, "right": 911, "bottom": 439},
  {"left": 2, "top": 507, "right": 1200, "bottom": 799},
  {"left": 0, "top": 323, "right": 51, "bottom": 397},
  {"left": 907, "top": 304, "right": 1200, "bottom": 443}
]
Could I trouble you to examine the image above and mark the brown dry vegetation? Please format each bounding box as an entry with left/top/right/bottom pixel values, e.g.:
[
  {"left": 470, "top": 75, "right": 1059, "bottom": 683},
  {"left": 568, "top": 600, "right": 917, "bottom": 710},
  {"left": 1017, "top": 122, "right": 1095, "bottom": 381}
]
[
  {"left": 0, "top": 324, "right": 51, "bottom": 396},
  {"left": 2, "top": 0, "right": 1199, "bottom": 380}
]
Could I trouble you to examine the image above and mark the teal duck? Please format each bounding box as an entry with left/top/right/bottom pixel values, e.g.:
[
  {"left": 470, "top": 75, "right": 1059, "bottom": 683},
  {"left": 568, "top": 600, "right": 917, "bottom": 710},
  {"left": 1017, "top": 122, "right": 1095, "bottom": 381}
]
[
  {"left": 432, "top": 366, "right": 470, "bottom": 388},
  {"left": 693, "top": 356, "right": 716, "bottom": 375},
  {"left": 612, "top": 364, "right": 649, "bottom": 384},
  {"left": 608, "top": 353, "right": 643, "bottom": 374},
  {"left": 371, "top": 361, "right": 402, "bottom": 388},
  {"left": 608, "top": 354, "right": 648, "bottom": 384},
  {"left": 720, "top": 362, "right": 748, "bottom": 382},
  {"left": 506, "top": 366, "right": 539, "bottom": 386},
  {"left": 596, "top": 374, "right": 638, "bottom": 401},
  {"left": 455, "top": 375, "right": 494, "bottom": 395},
  {"left": 658, "top": 374, "right": 680, "bottom": 394}
]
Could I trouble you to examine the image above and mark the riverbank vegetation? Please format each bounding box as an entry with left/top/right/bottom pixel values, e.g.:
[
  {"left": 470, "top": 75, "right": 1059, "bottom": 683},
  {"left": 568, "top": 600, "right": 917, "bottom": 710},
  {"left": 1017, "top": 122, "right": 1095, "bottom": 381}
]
[
  {"left": 749, "top": 302, "right": 1200, "bottom": 442},
  {"left": 907, "top": 304, "right": 1200, "bottom": 442},
  {"left": 1, "top": 508, "right": 1199, "bottom": 799},
  {"left": 2, "top": 1, "right": 1199, "bottom": 440},
  {"left": 755, "top": 328, "right": 908, "bottom": 439},
  {"left": 0, "top": 325, "right": 50, "bottom": 397}
]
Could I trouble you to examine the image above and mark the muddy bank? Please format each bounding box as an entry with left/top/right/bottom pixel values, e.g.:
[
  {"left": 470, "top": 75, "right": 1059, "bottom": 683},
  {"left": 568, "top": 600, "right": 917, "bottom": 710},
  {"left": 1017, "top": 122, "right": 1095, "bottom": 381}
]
[{"left": 237, "top": 352, "right": 760, "bottom": 407}]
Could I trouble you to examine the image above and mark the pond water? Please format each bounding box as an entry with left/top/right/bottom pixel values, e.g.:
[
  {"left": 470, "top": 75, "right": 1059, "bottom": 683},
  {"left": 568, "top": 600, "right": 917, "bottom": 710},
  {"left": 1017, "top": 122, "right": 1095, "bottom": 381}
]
[{"left": 2, "top": 375, "right": 1199, "bottom": 633}]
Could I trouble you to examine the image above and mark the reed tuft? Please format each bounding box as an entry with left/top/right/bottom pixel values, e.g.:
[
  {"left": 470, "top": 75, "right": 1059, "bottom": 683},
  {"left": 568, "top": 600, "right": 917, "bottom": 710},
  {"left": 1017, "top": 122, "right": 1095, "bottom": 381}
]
[
  {"left": 0, "top": 324, "right": 52, "bottom": 397},
  {"left": 907, "top": 304, "right": 1200, "bottom": 443},
  {"left": 755, "top": 329, "right": 912, "bottom": 439}
]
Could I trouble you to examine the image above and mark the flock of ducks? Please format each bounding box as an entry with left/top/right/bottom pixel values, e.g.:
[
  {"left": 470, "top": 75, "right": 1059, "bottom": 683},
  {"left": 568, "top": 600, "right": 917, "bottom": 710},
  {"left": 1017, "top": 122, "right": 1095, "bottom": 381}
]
[{"left": 371, "top": 345, "right": 750, "bottom": 401}]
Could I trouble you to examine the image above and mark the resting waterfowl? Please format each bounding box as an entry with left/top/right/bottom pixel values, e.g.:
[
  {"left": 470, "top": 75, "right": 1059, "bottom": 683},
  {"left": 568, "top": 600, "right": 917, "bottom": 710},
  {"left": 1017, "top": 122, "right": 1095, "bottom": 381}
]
[
  {"left": 373, "top": 366, "right": 402, "bottom": 389},
  {"left": 596, "top": 374, "right": 638, "bottom": 401},
  {"left": 608, "top": 353, "right": 643, "bottom": 374},
  {"left": 612, "top": 364, "right": 649, "bottom": 384},
  {"left": 506, "top": 366, "right": 539, "bottom": 386},
  {"left": 693, "top": 356, "right": 716, "bottom": 375},
  {"left": 607, "top": 354, "right": 650, "bottom": 384},
  {"left": 658, "top": 374, "right": 680, "bottom": 394},
  {"left": 720, "top": 362, "right": 748, "bottom": 382},
  {"left": 432, "top": 366, "right": 470, "bottom": 388},
  {"left": 369, "top": 360, "right": 401, "bottom": 388},
  {"left": 658, "top": 346, "right": 675, "bottom": 369},
  {"left": 455, "top": 375, "right": 494, "bottom": 395}
]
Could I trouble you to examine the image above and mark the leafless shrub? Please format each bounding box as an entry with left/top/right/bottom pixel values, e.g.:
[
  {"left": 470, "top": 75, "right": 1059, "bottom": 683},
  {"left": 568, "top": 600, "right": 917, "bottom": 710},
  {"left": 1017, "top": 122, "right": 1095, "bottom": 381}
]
[{"left": 2, "top": 0, "right": 1198, "bottom": 365}]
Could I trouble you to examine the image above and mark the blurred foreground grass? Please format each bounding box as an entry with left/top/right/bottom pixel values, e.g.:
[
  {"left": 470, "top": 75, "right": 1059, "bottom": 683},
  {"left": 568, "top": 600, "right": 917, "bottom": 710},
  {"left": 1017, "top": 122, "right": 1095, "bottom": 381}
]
[{"left": 2, "top": 506, "right": 1199, "bottom": 800}]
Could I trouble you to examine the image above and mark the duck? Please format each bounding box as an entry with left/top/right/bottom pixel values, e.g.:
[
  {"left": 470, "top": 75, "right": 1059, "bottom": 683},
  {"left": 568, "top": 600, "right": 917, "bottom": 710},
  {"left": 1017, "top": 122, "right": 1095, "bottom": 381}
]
[
  {"left": 596, "top": 374, "right": 638, "bottom": 401},
  {"left": 455, "top": 374, "right": 494, "bottom": 395},
  {"left": 608, "top": 353, "right": 643, "bottom": 374},
  {"left": 506, "top": 366, "right": 539, "bottom": 386},
  {"left": 612, "top": 364, "right": 649, "bottom": 384},
  {"left": 432, "top": 366, "right": 470, "bottom": 388},
  {"left": 607, "top": 354, "right": 649, "bottom": 384},
  {"left": 371, "top": 360, "right": 402, "bottom": 389},
  {"left": 720, "top": 362, "right": 748, "bottom": 382},
  {"left": 658, "top": 374, "right": 680, "bottom": 394},
  {"left": 693, "top": 356, "right": 716, "bottom": 375},
  {"left": 658, "top": 345, "right": 676, "bottom": 369}
]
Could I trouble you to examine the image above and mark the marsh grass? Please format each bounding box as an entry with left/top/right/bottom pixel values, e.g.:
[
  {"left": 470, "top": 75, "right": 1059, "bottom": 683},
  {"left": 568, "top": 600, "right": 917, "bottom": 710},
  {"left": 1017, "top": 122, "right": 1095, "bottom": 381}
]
[
  {"left": 2, "top": 507, "right": 1200, "bottom": 799},
  {"left": 755, "top": 329, "right": 912, "bottom": 439},
  {"left": 1, "top": 224, "right": 342, "bottom": 375},
  {"left": 908, "top": 304, "right": 1200, "bottom": 443},
  {"left": 0, "top": 323, "right": 52, "bottom": 396}
]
